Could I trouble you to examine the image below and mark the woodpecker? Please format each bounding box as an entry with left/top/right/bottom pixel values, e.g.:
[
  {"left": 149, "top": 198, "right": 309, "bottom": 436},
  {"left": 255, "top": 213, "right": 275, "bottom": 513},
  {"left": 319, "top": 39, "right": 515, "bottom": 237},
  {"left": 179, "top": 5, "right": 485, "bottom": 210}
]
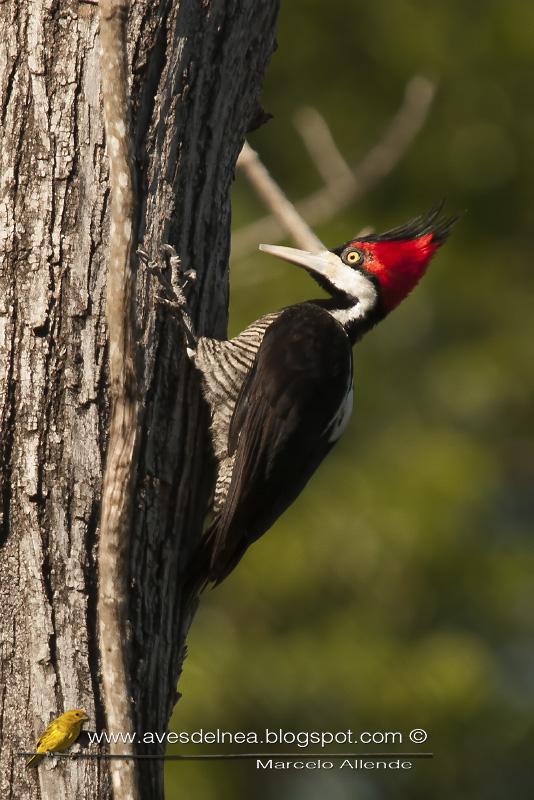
[{"left": 162, "top": 207, "right": 457, "bottom": 592}]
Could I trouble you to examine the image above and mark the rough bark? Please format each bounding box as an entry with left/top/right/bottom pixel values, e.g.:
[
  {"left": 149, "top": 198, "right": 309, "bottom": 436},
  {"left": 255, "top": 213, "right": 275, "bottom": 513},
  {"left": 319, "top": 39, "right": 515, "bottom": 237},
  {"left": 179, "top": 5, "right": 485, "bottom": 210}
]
[{"left": 0, "top": 2, "right": 279, "bottom": 799}]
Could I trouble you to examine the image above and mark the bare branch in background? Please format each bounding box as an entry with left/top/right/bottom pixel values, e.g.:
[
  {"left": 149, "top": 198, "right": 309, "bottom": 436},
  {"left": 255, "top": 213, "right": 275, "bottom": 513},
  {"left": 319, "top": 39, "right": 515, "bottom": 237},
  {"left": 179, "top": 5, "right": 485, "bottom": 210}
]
[
  {"left": 237, "top": 142, "right": 325, "bottom": 253},
  {"left": 293, "top": 106, "right": 354, "bottom": 186},
  {"left": 232, "top": 76, "right": 435, "bottom": 259}
]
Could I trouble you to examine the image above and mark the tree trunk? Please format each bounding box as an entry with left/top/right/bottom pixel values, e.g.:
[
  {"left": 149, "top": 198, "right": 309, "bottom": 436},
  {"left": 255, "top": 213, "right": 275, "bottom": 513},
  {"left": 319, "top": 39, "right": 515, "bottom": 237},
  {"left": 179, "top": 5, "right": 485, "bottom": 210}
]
[{"left": 0, "top": 2, "right": 279, "bottom": 798}]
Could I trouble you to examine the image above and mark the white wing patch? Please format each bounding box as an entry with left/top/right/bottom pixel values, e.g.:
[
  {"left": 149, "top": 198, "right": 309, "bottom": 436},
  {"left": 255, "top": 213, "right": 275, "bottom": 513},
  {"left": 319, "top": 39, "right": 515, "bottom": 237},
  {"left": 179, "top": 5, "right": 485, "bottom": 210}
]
[{"left": 327, "top": 382, "right": 354, "bottom": 443}]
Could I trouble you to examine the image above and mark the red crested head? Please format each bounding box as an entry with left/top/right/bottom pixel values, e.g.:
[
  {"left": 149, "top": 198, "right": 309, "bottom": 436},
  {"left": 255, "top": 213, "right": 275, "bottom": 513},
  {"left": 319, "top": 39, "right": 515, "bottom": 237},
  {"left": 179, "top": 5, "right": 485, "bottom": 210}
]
[
  {"left": 259, "top": 206, "right": 459, "bottom": 343},
  {"left": 333, "top": 206, "right": 458, "bottom": 313}
]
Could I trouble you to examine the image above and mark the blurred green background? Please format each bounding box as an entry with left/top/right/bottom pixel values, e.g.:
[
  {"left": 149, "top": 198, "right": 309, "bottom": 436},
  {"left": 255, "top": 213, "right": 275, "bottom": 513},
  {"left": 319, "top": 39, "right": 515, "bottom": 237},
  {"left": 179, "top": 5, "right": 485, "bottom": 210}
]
[{"left": 167, "top": 1, "right": 534, "bottom": 797}]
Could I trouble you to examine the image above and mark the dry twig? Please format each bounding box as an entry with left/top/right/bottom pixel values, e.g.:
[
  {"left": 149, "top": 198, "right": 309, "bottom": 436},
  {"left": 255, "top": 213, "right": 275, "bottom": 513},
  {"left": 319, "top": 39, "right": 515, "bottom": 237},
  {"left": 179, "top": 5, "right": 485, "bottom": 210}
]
[
  {"left": 237, "top": 143, "right": 325, "bottom": 252},
  {"left": 293, "top": 105, "right": 354, "bottom": 186},
  {"left": 232, "top": 76, "right": 435, "bottom": 259}
]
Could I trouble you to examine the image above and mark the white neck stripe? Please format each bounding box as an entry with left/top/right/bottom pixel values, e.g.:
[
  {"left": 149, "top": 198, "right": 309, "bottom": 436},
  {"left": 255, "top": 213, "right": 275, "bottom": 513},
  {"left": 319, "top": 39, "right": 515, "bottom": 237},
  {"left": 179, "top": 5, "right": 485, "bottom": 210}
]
[{"left": 329, "top": 272, "right": 378, "bottom": 326}]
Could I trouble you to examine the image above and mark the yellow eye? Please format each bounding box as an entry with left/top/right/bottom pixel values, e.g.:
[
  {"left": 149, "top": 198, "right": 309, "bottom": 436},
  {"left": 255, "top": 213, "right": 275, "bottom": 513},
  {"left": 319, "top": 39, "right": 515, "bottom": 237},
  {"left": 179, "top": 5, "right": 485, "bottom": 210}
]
[{"left": 344, "top": 249, "right": 362, "bottom": 265}]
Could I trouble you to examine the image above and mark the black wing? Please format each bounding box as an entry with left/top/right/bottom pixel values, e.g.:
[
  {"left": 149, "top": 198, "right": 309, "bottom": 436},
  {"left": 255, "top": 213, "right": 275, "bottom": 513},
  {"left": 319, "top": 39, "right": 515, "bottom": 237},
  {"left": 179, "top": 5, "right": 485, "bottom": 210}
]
[{"left": 199, "top": 302, "right": 353, "bottom": 587}]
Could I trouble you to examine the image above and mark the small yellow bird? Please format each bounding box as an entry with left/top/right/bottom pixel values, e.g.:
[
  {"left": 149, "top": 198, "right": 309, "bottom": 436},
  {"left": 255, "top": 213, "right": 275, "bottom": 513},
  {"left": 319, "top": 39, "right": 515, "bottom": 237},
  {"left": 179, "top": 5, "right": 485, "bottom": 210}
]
[{"left": 26, "top": 709, "right": 89, "bottom": 768}]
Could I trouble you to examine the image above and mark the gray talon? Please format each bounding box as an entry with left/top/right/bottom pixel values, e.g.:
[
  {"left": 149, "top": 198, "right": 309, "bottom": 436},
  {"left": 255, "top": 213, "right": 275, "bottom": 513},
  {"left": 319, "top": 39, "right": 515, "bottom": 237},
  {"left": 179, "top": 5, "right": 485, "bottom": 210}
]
[
  {"left": 147, "top": 243, "right": 198, "bottom": 349},
  {"left": 156, "top": 294, "right": 181, "bottom": 311}
]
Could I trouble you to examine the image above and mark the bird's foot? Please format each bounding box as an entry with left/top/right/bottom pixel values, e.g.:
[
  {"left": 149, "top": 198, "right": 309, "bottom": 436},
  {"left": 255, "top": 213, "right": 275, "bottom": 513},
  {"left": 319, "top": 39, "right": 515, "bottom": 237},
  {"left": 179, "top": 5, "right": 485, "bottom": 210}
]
[
  {"left": 137, "top": 246, "right": 196, "bottom": 307},
  {"left": 138, "top": 246, "right": 197, "bottom": 349},
  {"left": 160, "top": 244, "right": 197, "bottom": 289}
]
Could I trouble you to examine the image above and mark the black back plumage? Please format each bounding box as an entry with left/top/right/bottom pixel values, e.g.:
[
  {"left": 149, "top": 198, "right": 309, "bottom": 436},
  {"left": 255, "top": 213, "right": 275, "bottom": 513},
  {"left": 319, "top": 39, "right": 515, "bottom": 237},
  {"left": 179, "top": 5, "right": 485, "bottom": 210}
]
[{"left": 189, "top": 303, "right": 353, "bottom": 589}]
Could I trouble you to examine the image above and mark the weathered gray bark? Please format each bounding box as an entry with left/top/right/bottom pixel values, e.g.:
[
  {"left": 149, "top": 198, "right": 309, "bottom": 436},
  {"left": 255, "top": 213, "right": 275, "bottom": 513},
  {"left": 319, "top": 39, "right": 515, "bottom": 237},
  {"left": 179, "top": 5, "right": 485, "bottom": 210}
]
[{"left": 0, "top": 2, "right": 279, "bottom": 798}]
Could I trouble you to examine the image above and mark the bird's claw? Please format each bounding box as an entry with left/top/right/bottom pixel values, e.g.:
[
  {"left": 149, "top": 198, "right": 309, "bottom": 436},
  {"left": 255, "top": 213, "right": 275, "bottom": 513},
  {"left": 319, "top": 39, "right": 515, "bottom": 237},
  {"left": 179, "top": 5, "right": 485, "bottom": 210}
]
[
  {"left": 140, "top": 245, "right": 196, "bottom": 293},
  {"left": 161, "top": 245, "right": 197, "bottom": 291},
  {"left": 138, "top": 244, "right": 197, "bottom": 347},
  {"left": 136, "top": 248, "right": 151, "bottom": 266},
  {"left": 156, "top": 294, "right": 182, "bottom": 312},
  {"left": 138, "top": 245, "right": 195, "bottom": 308}
]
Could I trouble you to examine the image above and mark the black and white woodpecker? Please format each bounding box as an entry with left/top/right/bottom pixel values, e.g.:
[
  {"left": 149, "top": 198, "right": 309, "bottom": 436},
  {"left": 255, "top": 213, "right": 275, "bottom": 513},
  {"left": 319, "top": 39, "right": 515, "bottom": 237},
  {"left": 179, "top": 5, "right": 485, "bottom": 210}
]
[{"left": 162, "top": 207, "right": 456, "bottom": 592}]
